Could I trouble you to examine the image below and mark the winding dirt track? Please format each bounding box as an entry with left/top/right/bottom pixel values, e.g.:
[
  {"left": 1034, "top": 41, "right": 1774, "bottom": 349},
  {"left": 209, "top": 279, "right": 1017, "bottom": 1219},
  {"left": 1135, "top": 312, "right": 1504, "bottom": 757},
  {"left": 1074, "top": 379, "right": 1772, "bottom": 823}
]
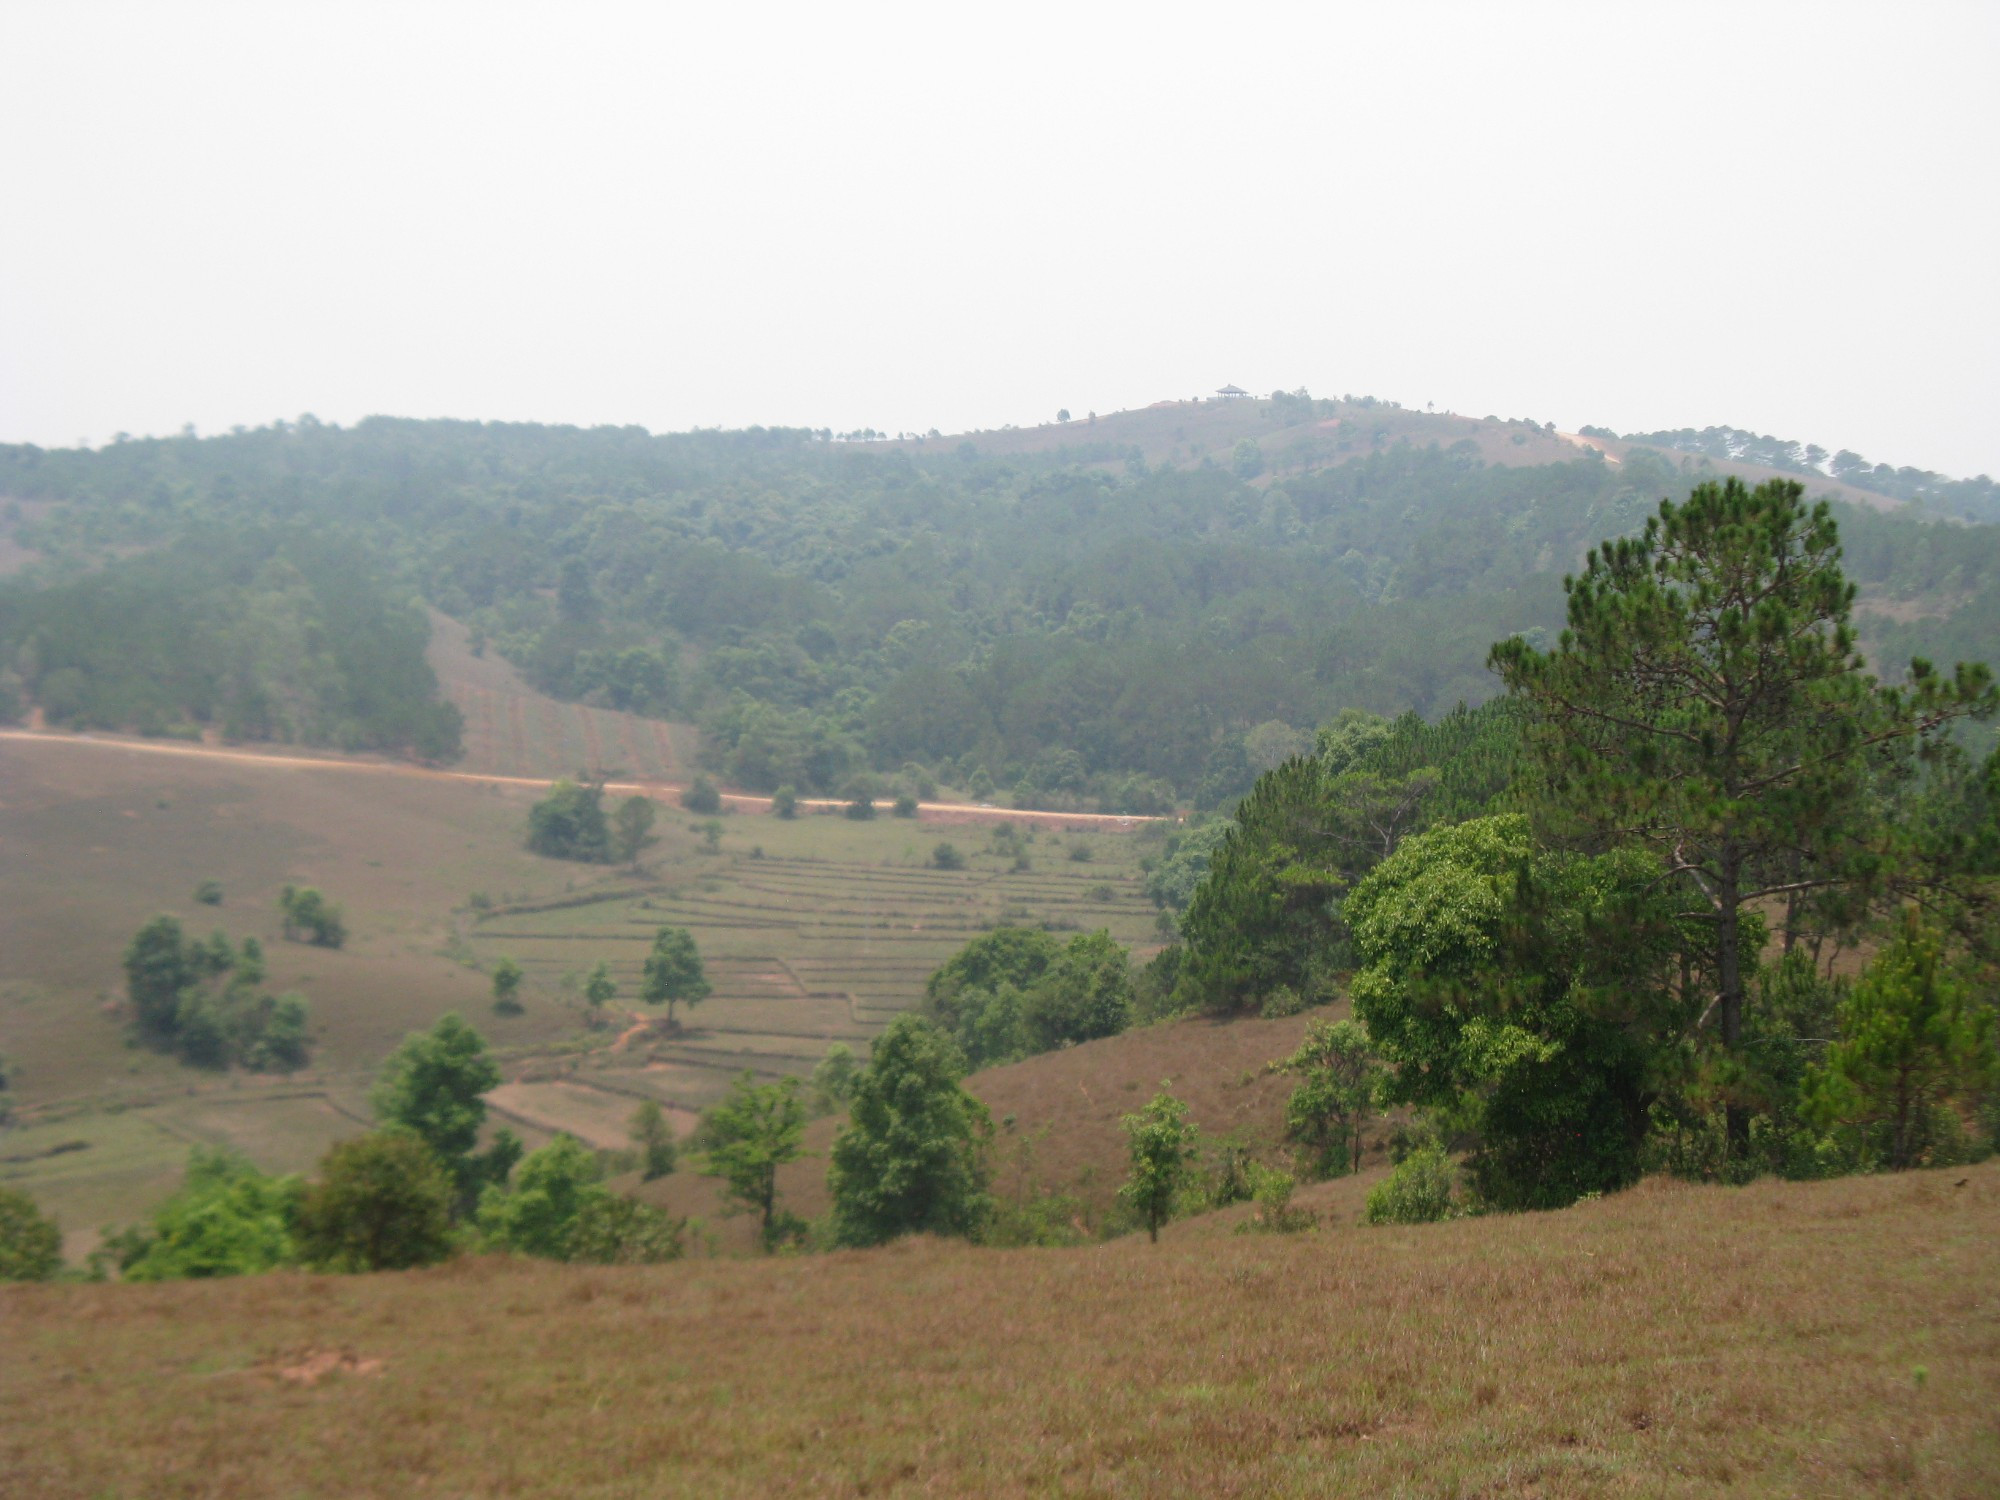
[{"left": 0, "top": 728, "right": 1164, "bottom": 830}]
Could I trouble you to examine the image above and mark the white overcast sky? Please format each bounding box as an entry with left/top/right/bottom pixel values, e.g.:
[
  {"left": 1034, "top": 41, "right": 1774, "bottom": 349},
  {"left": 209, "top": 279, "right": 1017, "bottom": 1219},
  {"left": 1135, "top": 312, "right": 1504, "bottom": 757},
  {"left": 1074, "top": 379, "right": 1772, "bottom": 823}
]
[{"left": 3, "top": 2, "right": 1996, "bottom": 476}]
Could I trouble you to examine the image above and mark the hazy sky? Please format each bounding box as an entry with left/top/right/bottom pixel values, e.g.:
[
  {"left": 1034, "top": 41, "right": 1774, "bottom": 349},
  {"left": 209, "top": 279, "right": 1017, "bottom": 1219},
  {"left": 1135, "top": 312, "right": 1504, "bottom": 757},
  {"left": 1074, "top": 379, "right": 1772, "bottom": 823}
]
[{"left": 4, "top": 3, "right": 1997, "bottom": 476}]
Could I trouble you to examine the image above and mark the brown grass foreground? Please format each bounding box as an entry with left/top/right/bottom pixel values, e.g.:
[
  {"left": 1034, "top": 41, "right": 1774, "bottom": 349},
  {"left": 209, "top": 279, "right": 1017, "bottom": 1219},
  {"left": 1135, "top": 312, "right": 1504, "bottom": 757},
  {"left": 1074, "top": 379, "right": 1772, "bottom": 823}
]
[{"left": 6, "top": 1167, "right": 1999, "bottom": 1498}]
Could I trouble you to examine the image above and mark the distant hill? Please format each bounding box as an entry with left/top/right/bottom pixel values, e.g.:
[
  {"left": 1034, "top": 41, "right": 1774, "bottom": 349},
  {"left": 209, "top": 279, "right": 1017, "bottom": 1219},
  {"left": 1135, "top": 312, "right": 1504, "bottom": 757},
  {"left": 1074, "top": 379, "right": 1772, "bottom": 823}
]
[{"left": 3, "top": 395, "right": 1994, "bottom": 802}]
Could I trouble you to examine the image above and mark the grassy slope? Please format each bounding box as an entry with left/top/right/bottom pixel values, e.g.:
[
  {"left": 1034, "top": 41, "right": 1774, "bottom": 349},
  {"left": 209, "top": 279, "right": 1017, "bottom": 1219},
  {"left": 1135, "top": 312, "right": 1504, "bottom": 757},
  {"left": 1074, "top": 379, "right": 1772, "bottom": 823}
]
[
  {"left": 643, "top": 1009, "right": 1327, "bottom": 1251},
  {"left": 7, "top": 1164, "right": 1997, "bottom": 1498},
  {"left": 0, "top": 719, "right": 1162, "bottom": 1253}
]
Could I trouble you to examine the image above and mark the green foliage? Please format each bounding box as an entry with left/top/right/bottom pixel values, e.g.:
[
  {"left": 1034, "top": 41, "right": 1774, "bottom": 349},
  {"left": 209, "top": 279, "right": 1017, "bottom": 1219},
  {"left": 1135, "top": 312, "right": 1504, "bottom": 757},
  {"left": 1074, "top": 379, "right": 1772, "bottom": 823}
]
[
  {"left": 565, "top": 1195, "right": 686, "bottom": 1265},
  {"left": 770, "top": 784, "right": 799, "bottom": 818},
  {"left": 1808, "top": 912, "right": 1997, "bottom": 1169},
  {"left": 892, "top": 791, "right": 919, "bottom": 818},
  {"left": 477, "top": 1134, "right": 605, "bottom": 1259},
  {"left": 1346, "top": 816, "right": 1694, "bottom": 1209},
  {"left": 701, "top": 1074, "right": 808, "bottom": 1249},
  {"left": 490, "top": 956, "right": 525, "bottom": 1014},
  {"left": 828, "top": 1014, "right": 992, "bottom": 1247},
  {"left": 629, "top": 1099, "right": 678, "bottom": 1181},
  {"left": 279, "top": 884, "right": 346, "bottom": 947},
  {"left": 192, "top": 879, "right": 224, "bottom": 906},
  {"left": 1234, "top": 1162, "right": 1317, "bottom": 1235},
  {"left": 845, "top": 792, "right": 876, "bottom": 820},
  {"left": 1118, "top": 1087, "right": 1198, "bottom": 1243},
  {"left": 1276, "top": 1019, "right": 1381, "bottom": 1178},
  {"left": 1019, "top": 931, "right": 1134, "bottom": 1055},
  {"left": 295, "top": 1131, "right": 457, "bottom": 1273},
  {"left": 641, "top": 926, "right": 711, "bottom": 1024},
  {"left": 370, "top": 1013, "right": 508, "bottom": 1204},
  {"left": 681, "top": 775, "right": 723, "bottom": 815},
  {"left": 612, "top": 795, "right": 657, "bottom": 865},
  {"left": 0, "top": 526, "right": 461, "bottom": 757},
  {"left": 583, "top": 959, "right": 618, "bottom": 1018},
  {"left": 0, "top": 1187, "right": 62, "bottom": 1281},
  {"left": 115, "top": 1148, "right": 302, "bottom": 1281},
  {"left": 120, "top": 915, "right": 312, "bottom": 1071},
  {"left": 809, "top": 1043, "right": 860, "bottom": 1115},
  {"left": 1141, "top": 819, "right": 1233, "bottom": 914},
  {"left": 931, "top": 840, "right": 964, "bottom": 871},
  {"left": 1363, "top": 1144, "right": 1458, "bottom": 1225},
  {"left": 1492, "top": 477, "right": 1996, "bottom": 1155},
  {"left": 526, "top": 779, "right": 611, "bottom": 863},
  {"left": 923, "top": 926, "right": 1060, "bottom": 1039}
]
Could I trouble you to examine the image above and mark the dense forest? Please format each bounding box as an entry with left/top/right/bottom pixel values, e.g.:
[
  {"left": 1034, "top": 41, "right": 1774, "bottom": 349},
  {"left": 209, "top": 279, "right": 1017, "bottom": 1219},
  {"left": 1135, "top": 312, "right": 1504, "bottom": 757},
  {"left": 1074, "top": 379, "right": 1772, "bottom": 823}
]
[{"left": 1, "top": 401, "right": 1994, "bottom": 802}]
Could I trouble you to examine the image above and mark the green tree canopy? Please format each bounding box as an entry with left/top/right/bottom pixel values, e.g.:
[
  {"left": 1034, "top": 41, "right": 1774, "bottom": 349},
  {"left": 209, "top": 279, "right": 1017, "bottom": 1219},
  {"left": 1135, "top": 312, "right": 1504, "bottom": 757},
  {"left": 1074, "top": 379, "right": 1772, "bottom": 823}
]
[
  {"left": 0, "top": 1187, "right": 62, "bottom": 1282},
  {"left": 1276, "top": 1018, "right": 1381, "bottom": 1178},
  {"left": 1346, "top": 815, "right": 1696, "bottom": 1208},
  {"left": 641, "top": 926, "right": 711, "bottom": 1025},
  {"left": 701, "top": 1073, "right": 808, "bottom": 1249},
  {"left": 1118, "top": 1087, "right": 1197, "bottom": 1242},
  {"left": 296, "top": 1131, "right": 457, "bottom": 1273},
  {"left": 369, "top": 1014, "right": 515, "bottom": 1204},
  {"left": 477, "top": 1134, "right": 605, "bottom": 1259},
  {"left": 1491, "top": 477, "right": 1995, "bottom": 1154},
  {"left": 526, "top": 778, "right": 612, "bottom": 862},
  {"left": 828, "top": 1014, "right": 992, "bottom": 1247},
  {"left": 115, "top": 1148, "right": 301, "bottom": 1282}
]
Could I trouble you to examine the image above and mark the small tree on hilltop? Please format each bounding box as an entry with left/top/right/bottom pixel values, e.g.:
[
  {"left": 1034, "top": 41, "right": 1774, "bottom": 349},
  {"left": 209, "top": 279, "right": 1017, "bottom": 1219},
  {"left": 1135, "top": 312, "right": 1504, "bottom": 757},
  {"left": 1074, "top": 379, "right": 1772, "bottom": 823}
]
[
  {"left": 1276, "top": 1019, "right": 1381, "bottom": 1178},
  {"left": 701, "top": 1073, "right": 808, "bottom": 1249},
  {"left": 828, "top": 1014, "right": 992, "bottom": 1247},
  {"left": 296, "top": 1131, "right": 457, "bottom": 1273},
  {"left": 642, "top": 926, "right": 711, "bottom": 1027},
  {"left": 1119, "top": 1086, "right": 1197, "bottom": 1243}
]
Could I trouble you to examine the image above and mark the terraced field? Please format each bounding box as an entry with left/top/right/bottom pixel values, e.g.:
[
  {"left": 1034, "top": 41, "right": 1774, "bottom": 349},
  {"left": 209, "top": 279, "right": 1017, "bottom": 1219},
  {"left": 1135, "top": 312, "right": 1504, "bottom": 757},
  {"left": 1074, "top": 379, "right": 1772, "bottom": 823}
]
[{"left": 462, "top": 815, "right": 1164, "bottom": 1132}]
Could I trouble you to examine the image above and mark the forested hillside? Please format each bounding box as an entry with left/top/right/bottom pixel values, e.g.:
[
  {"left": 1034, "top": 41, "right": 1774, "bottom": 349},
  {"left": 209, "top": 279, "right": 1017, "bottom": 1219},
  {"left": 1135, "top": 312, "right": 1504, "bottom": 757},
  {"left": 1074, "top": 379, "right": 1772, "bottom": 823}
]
[{"left": 1, "top": 396, "right": 1993, "bottom": 803}]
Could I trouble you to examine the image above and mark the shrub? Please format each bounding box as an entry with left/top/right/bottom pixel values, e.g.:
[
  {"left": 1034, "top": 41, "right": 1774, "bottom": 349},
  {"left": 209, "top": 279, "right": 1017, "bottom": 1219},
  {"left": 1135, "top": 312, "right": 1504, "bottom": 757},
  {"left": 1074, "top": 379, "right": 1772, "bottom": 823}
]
[
  {"left": 845, "top": 793, "right": 876, "bottom": 821},
  {"left": 1364, "top": 1145, "right": 1458, "bottom": 1225},
  {"left": 279, "top": 885, "right": 347, "bottom": 947},
  {"left": 192, "top": 879, "right": 224, "bottom": 906},
  {"left": 892, "top": 791, "right": 919, "bottom": 818},
  {"left": 1235, "top": 1163, "right": 1317, "bottom": 1235},
  {"left": 681, "top": 776, "right": 723, "bottom": 815},
  {"left": 0, "top": 1187, "right": 62, "bottom": 1281},
  {"left": 932, "top": 841, "right": 965, "bottom": 871},
  {"left": 296, "top": 1132, "right": 457, "bottom": 1272},
  {"left": 770, "top": 784, "right": 799, "bottom": 818},
  {"left": 566, "top": 1196, "right": 685, "bottom": 1264},
  {"left": 526, "top": 779, "right": 611, "bottom": 862},
  {"left": 115, "top": 1148, "right": 302, "bottom": 1281}
]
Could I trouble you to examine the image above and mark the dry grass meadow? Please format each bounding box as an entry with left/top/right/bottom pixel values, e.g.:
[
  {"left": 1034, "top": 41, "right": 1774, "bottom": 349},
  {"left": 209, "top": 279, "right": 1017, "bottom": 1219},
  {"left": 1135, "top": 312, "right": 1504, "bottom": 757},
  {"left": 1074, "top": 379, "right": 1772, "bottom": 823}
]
[
  {"left": 0, "top": 635, "right": 1165, "bottom": 1255},
  {"left": 6, "top": 1163, "right": 1996, "bottom": 1498}
]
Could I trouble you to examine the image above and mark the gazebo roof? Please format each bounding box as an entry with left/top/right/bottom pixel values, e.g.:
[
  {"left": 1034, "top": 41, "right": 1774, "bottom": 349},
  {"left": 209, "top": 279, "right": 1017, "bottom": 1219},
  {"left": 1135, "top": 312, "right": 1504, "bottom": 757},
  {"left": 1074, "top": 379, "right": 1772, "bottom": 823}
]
[{"left": 1215, "top": 384, "right": 1248, "bottom": 396}]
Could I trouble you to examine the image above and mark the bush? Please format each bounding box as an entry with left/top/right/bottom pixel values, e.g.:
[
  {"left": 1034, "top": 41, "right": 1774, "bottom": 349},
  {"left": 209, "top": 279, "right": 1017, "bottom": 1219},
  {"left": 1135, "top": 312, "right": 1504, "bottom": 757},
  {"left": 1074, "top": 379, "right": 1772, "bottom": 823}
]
[
  {"left": 296, "top": 1131, "right": 457, "bottom": 1272},
  {"left": 932, "top": 841, "right": 965, "bottom": 871},
  {"left": 192, "top": 879, "right": 223, "bottom": 906},
  {"left": 892, "top": 791, "right": 919, "bottom": 818},
  {"left": 0, "top": 1187, "right": 62, "bottom": 1281},
  {"left": 1363, "top": 1145, "right": 1458, "bottom": 1225},
  {"left": 526, "top": 779, "right": 611, "bottom": 862},
  {"left": 1234, "top": 1163, "right": 1317, "bottom": 1235},
  {"left": 770, "top": 784, "right": 798, "bottom": 818},
  {"left": 279, "top": 885, "right": 347, "bottom": 947},
  {"left": 566, "top": 1196, "right": 686, "bottom": 1264},
  {"left": 845, "top": 793, "right": 876, "bottom": 820},
  {"left": 681, "top": 775, "right": 723, "bottom": 815},
  {"left": 115, "top": 1148, "right": 302, "bottom": 1281}
]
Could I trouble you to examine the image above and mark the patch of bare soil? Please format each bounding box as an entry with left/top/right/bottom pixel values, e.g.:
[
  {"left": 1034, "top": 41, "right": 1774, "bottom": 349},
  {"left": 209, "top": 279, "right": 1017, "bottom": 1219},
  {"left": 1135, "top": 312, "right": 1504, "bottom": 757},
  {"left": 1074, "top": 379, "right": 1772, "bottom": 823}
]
[{"left": 269, "top": 1348, "right": 385, "bottom": 1385}]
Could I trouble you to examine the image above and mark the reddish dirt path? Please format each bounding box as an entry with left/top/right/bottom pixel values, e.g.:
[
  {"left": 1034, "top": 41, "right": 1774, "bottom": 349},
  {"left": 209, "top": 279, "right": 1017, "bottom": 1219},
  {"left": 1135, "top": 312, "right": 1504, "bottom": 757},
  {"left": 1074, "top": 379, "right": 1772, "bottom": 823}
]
[{"left": 0, "top": 728, "right": 1169, "bottom": 829}]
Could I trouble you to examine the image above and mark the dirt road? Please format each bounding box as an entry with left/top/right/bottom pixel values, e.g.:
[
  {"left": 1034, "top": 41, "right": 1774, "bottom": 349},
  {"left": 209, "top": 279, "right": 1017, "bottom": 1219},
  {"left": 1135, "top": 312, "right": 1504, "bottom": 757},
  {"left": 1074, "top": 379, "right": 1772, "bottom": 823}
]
[{"left": 0, "top": 727, "right": 1167, "bottom": 830}]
